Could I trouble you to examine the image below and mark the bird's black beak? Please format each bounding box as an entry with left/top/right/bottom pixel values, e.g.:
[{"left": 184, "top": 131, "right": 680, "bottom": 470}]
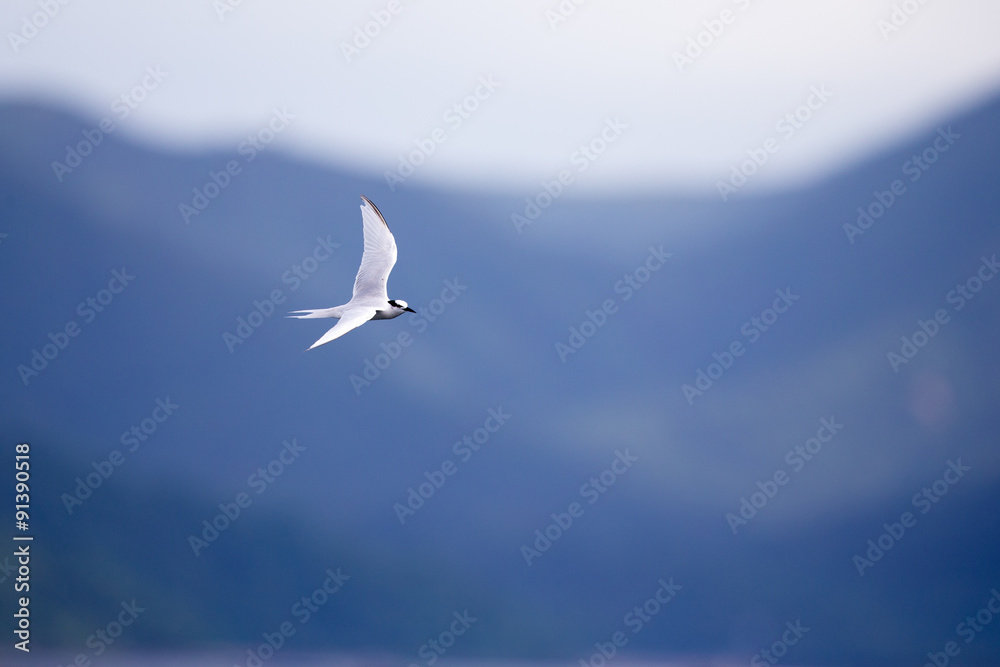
[{"left": 404, "top": 307, "right": 415, "bottom": 313}]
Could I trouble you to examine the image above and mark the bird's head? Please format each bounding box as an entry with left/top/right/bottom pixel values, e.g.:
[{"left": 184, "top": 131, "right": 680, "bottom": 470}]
[{"left": 389, "top": 299, "right": 415, "bottom": 313}]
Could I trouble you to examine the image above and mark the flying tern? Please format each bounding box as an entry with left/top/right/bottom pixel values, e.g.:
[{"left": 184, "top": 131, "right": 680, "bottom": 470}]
[{"left": 289, "top": 195, "right": 414, "bottom": 350}]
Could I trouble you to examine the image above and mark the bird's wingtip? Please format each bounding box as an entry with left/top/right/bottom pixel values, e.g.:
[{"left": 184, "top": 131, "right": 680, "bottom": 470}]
[
  {"left": 305, "top": 337, "right": 330, "bottom": 351},
  {"left": 359, "top": 195, "right": 387, "bottom": 226}
]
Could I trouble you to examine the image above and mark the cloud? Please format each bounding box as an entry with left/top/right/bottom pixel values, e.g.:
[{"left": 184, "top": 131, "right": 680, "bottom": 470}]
[{"left": 3, "top": 0, "right": 1000, "bottom": 192}]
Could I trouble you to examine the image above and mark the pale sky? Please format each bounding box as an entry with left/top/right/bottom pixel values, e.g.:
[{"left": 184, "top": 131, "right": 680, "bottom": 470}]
[{"left": 3, "top": 0, "right": 1000, "bottom": 195}]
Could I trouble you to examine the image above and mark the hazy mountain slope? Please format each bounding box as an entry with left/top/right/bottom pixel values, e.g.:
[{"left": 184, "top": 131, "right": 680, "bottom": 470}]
[{"left": 1, "top": 95, "right": 999, "bottom": 665}]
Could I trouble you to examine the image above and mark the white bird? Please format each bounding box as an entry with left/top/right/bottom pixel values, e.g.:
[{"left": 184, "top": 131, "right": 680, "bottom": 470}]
[{"left": 288, "top": 195, "right": 414, "bottom": 350}]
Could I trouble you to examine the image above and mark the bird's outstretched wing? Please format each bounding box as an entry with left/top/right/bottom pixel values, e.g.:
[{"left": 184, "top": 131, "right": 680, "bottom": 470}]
[
  {"left": 352, "top": 196, "right": 397, "bottom": 302},
  {"left": 307, "top": 306, "right": 377, "bottom": 350}
]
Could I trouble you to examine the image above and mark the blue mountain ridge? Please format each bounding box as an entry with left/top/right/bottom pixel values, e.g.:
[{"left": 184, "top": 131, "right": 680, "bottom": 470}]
[{"left": 1, "top": 95, "right": 999, "bottom": 664}]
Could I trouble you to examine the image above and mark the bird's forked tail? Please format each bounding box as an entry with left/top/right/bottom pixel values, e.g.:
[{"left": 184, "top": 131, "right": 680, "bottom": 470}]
[{"left": 286, "top": 308, "right": 339, "bottom": 319}]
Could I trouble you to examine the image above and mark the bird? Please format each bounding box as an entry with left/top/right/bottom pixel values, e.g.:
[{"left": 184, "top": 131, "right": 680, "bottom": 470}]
[{"left": 288, "top": 195, "right": 414, "bottom": 350}]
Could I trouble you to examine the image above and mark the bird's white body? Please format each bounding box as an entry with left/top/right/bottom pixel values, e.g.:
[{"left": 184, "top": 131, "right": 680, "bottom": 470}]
[{"left": 288, "top": 196, "right": 413, "bottom": 350}]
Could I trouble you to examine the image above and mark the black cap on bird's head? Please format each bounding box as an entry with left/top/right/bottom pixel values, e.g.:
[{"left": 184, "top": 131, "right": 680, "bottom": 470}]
[{"left": 389, "top": 299, "right": 415, "bottom": 313}]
